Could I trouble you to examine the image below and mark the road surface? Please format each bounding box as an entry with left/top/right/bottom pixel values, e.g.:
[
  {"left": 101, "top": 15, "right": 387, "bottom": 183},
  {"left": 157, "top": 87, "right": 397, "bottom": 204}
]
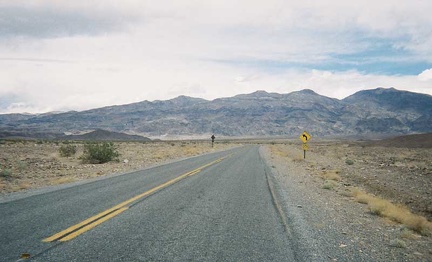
[{"left": 0, "top": 146, "right": 297, "bottom": 261}]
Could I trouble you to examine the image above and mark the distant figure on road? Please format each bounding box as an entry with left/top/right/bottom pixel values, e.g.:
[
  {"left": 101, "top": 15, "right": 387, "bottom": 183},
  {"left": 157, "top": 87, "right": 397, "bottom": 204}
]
[{"left": 211, "top": 134, "right": 215, "bottom": 147}]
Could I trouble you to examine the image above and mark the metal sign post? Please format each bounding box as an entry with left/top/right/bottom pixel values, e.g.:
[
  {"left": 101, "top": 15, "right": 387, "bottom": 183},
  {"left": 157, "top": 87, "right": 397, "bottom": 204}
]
[
  {"left": 302, "top": 143, "right": 309, "bottom": 159},
  {"left": 211, "top": 134, "right": 215, "bottom": 147}
]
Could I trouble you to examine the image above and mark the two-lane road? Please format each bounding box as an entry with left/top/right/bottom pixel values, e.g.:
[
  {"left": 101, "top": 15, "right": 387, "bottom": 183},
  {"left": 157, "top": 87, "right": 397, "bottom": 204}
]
[{"left": 0, "top": 146, "right": 296, "bottom": 261}]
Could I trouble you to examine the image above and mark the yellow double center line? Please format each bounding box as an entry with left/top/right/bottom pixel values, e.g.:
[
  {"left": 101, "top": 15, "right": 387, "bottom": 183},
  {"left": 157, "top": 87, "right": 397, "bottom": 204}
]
[{"left": 43, "top": 156, "right": 228, "bottom": 242}]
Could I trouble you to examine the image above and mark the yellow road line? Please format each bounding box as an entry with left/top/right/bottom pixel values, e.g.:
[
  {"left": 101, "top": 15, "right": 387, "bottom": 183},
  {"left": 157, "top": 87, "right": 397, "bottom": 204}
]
[
  {"left": 60, "top": 207, "right": 129, "bottom": 242},
  {"left": 43, "top": 156, "right": 227, "bottom": 242},
  {"left": 42, "top": 207, "right": 121, "bottom": 242}
]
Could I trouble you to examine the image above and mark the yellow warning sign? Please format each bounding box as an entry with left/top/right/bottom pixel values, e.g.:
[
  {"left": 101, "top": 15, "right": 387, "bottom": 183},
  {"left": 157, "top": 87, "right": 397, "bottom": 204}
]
[{"left": 299, "top": 131, "right": 311, "bottom": 143}]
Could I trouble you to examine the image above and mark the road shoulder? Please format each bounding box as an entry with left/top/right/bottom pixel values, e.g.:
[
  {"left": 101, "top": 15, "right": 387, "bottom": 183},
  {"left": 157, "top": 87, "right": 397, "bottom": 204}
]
[{"left": 260, "top": 145, "right": 430, "bottom": 262}]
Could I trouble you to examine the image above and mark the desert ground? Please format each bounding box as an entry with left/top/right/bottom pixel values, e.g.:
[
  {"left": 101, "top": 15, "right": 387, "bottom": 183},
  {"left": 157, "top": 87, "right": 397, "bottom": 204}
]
[
  {"left": 0, "top": 140, "right": 236, "bottom": 194},
  {"left": 264, "top": 138, "right": 432, "bottom": 261},
  {"left": 1, "top": 137, "right": 431, "bottom": 260},
  {"left": 273, "top": 140, "right": 432, "bottom": 221}
]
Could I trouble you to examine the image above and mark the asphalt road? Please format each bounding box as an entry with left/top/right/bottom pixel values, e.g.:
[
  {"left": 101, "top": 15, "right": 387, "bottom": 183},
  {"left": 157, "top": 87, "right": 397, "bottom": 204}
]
[{"left": 0, "top": 146, "right": 296, "bottom": 261}]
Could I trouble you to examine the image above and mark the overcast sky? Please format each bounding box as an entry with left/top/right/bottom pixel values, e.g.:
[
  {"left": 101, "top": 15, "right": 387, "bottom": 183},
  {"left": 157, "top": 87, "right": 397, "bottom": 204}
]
[{"left": 1, "top": 0, "right": 432, "bottom": 114}]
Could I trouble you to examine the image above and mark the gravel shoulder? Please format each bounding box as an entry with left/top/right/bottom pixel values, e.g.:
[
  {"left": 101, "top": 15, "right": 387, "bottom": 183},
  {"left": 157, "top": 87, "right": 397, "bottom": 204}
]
[{"left": 261, "top": 142, "right": 432, "bottom": 262}]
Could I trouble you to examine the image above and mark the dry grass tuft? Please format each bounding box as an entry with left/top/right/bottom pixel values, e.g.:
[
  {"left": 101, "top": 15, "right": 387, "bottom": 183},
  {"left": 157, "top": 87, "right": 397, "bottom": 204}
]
[
  {"left": 352, "top": 189, "right": 432, "bottom": 235},
  {"left": 152, "top": 151, "right": 169, "bottom": 160},
  {"left": 292, "top": 156, "right": 304, "bottom": 163},
  {"left": 321, "top": 170, "right": 342, "bottom": 181},
  {"left": 400, "top": 227, "right": 420, "bottom": 240},
  {"left": 183, "top": 147, "right": 204, "bottom": 156},
  {"left": 270, "top": 145, "right": 290, "bottom": 158},
  {"left": 18, "top": 182, "right": 32, "bottom": 190},
  {"left": 49, "top": 177, "right": 77, "bottom": 185},
  {"left": 352, "top": 189, "right": 374, "bottom": 204},
  {"left": 339, "top": 189, "right": 355, "bottom": 197}
]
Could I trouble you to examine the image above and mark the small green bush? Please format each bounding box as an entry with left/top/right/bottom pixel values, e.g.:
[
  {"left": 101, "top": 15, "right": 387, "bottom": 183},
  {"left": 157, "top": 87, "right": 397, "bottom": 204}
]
[
  {"left": 0, "top": 168, "right": 12, "bottom": 178},
  {"left": 322, "top": 180, "right": 338, "bottom": 190},
  {"left": 80, "top": 142, "right": 120, "bottom": 164},
  {"left": 389, "top": 239, "right": 407, "bottom": 249},
  {"left": 345, "top": 159, "right": 354, "bottom": 165},
  {"left": 59, "top": 144, "right": 77, "bottom": 157},
  {"left": 16, "top": 160, "right": 28, "bottom": 171}
]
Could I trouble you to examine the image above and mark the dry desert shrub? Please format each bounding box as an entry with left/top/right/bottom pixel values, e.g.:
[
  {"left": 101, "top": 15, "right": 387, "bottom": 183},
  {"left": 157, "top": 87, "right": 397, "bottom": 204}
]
[
  {"left": 292, "top": 156, "right": 305, "bottom": 162},
  {"left": 319, "top": 170, "right": 342, "bottom": 190},
  {"left": 389, "top": 239, "right": 407, "bottom": 248},
  {"left": 49, "top": 177, "right": 77, "bottom": 185},
  {"left": 59, "top": 144, "right": 77, "bottom": 157},
  {"left": 339, "top": 188, "right": 355, "bottom": 197},
  {"left": 322, "top": 180, "right": 339, "bottom": 190},
  {"left": 0, "top": 168, "right": 13, "bottom": 179},
  {"left": 80, "top": 142, "right": 120, "bottom": 164},
  {"left": 269, "top": 145, "right": 290, "bottom": 158},
  {"left": 399, "top": 227, "right": 420, "bottom": 240},
  {"left": 352, "top": 189, "right": 432, "bottom": 235},
  {"left": 183, "top": 146, "right": 204, "bottom": 156},
  {"left": 345, "top": 159, "right": 354, "bottom": 165},
  {"left": 152, "top": 151, "right": 170, "bottom": 160},
  {"left": 18, "top": 182, "right": 32, "bottom": 190},
  {"left": 321, "top": 170, "right": 342, "bottom": 181}
]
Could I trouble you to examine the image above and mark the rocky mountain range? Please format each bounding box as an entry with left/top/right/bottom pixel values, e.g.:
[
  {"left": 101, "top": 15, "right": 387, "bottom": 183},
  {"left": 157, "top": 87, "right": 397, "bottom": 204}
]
[{"left": 0, "top": 87, "right": 431, "bottom": 139}]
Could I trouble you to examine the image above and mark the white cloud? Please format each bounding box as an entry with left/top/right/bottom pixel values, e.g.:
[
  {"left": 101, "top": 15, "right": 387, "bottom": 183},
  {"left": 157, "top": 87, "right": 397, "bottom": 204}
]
[
  {"left": 228, "top": 69, "right": 432, "bottom": 100},
  {"left": 418, "top": 68, "right": 432, "bottom": 81},
  {"left": 0, "top": 0, "right": 431, "bottom": 114},
  {"left": 1, "top": 56, "right": 432, "bottom": 114}
]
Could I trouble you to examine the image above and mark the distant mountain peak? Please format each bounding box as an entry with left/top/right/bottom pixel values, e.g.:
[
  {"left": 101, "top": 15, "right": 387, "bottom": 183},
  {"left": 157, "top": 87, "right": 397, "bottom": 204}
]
[
  {"left": 297, "top": 89, "right": 318, "bottom": 95},
  {"left": 164, "top": 95, "right": 207, "bottom": 106},
  {"left": 173, "top": 95, "right": 199, "bottom": 100},
  {"left": 235, "top": 90, "right": 269, "bottom": 97},
  {"left": 343, "top": 87, "right": 432, "bottom": 115},
  {"left": 345, "top": 87, "right": 426, "bottom": 100},
  {"left": 252, "top": 90, "right": 270, "bottom": 95},
  {"left": 352, "top": 87, "right": 398, "bottom": 96},
  {"left": 232, "top": 90, "right": 281, "bottom": 100}
]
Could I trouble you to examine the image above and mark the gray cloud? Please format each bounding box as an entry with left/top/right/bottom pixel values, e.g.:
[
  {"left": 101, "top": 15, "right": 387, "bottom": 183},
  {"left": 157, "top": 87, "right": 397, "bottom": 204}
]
[{"left": 0, "top": 6, "right": 135, "bottom": 39}]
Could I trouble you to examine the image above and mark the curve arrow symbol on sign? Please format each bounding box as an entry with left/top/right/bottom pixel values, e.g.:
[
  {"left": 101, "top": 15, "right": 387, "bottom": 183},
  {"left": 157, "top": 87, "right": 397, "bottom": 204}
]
[{"left": 299, "top": 131, "right": 311, "bottom": 143}]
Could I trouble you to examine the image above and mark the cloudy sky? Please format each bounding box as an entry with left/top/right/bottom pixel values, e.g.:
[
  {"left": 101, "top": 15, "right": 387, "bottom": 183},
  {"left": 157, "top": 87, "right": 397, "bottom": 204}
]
[{"left": 1, "top": 0, "right": 432, "bottom": 114}]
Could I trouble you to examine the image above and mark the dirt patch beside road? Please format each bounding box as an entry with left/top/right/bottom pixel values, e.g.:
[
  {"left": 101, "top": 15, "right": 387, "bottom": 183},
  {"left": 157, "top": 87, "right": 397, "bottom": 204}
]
[
  {"left": 0, "top": 141, "right": 234, "bottom": 195},
  {"left": 263, "top": 139, "right": 432, "bottom": 261},
  {"left": 312, "top": 141, "right": 432, "bottom": 221}
]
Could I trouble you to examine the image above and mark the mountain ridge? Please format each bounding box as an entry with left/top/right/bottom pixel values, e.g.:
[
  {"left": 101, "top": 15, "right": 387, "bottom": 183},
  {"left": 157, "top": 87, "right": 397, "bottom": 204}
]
[{"left": 0, "top": 88, "right": 431, "bottom": 139}]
